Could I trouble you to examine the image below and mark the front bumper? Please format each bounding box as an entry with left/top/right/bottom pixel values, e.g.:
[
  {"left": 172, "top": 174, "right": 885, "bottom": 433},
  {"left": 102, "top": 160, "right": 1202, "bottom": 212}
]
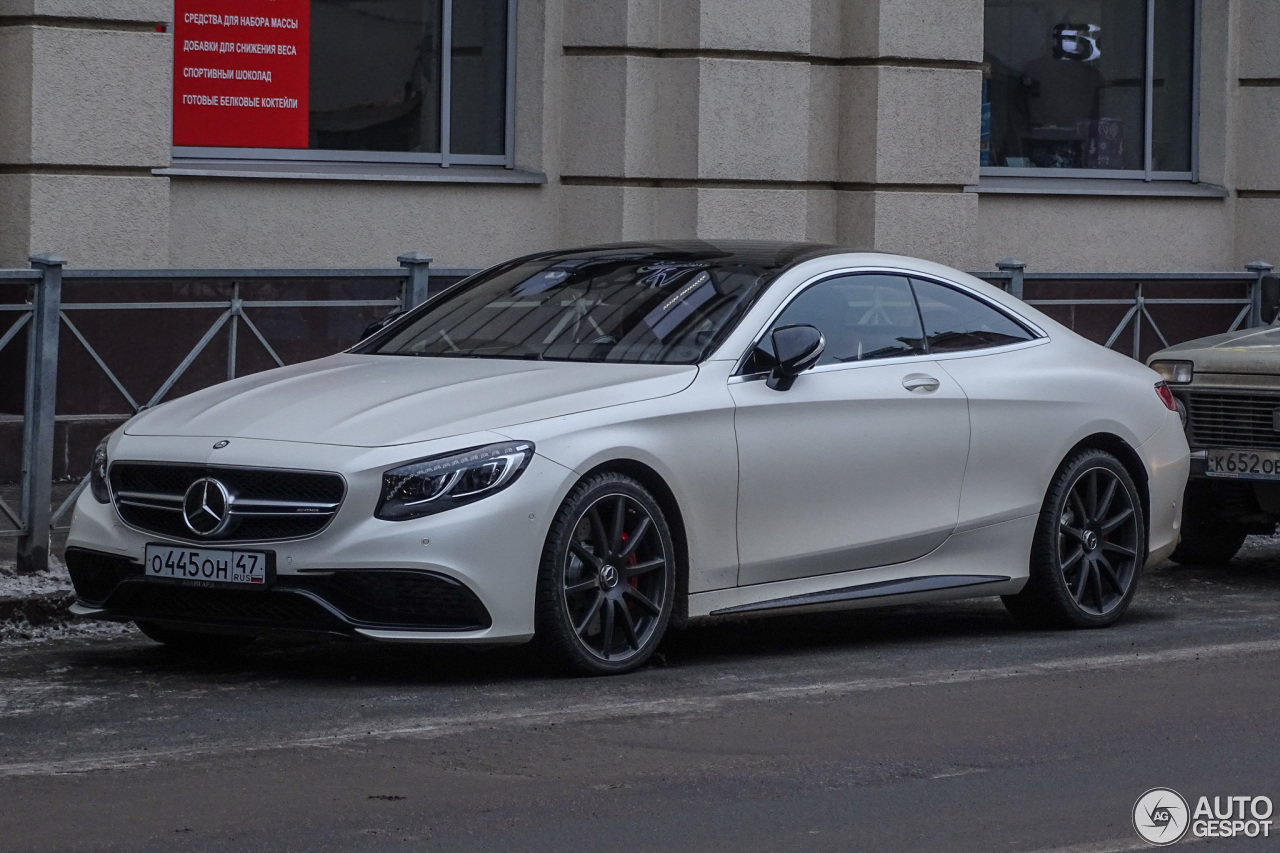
[
  {"left": 66, "top": 548, "right": 494, "bottom": 640},
  {"left": 65, "top": 434, "right": 577, "bottom": 643}
]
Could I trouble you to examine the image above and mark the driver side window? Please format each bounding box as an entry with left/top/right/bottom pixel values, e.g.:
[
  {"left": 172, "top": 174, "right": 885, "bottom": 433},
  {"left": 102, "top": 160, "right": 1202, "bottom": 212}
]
[{"left": 745, "top": 274, "right": 926, "bottom": 372}]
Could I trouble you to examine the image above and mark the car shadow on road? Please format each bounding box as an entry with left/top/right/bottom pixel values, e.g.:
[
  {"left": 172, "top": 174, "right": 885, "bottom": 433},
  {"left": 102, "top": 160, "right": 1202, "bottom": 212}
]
[
  {"left": 52, "top": 600, "right": 1034, "bottom": 685},
  {"left": 48, "top": 556, "right": 1275, "bottom": 686}
]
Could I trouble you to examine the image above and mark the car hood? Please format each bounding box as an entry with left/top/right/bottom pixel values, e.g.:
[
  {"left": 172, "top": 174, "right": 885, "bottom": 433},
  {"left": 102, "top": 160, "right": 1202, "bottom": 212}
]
[
  {"left": 124, "top": 354, "right": 698, "bottom": 447},
  {"left": 1151, "top": 324, "right": 1280, "bottom": 374}
]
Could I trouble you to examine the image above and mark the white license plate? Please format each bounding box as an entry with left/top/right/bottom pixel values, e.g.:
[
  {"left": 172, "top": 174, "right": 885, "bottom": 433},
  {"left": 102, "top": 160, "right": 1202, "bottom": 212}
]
[
  {"left": 144, "top": 545, "right": 272, "bottom": 588},
  {"left": 1205, "top": 449, "right": 1280, "bottom": 480}
]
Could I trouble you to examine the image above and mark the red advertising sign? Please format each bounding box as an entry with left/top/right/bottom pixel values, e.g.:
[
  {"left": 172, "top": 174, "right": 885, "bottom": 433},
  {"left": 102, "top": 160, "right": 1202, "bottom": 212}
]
[{"left": 173, "top": 0, "right": 311, "bottom": 148}]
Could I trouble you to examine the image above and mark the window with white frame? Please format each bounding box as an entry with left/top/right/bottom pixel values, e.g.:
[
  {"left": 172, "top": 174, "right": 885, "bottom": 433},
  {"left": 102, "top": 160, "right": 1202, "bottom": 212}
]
[
  {"left": 173, "top": 0, "right": 517, "bottom": 168},
  {"left": 981, "top": 0, "right": 1196, "bottom": 179}
]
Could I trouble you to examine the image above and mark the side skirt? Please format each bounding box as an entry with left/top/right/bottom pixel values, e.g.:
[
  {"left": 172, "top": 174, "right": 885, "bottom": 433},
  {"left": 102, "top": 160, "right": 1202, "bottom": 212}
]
[
  {"left": 710, "top": 574, "right": 1011, "bottom": 616},
  {"left": 687, "top": 513, "right": 1037, "bottom": 619}
]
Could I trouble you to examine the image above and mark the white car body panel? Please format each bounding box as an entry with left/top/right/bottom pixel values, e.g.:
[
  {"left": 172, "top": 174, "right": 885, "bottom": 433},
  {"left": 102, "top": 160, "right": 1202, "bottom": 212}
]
[
  {"left": 730, "top": 357, "right": 970, "bottom": 585},
  {"left": 66, "top": 247, "right": 1190, "bottom": 647},
  {"left": 502, "top": 364, "right": 742, "bottom": 594},
  {"left": 932, "top": 337, "right": 1166, "bottom": 532},
  {"left": 125, "top": 354, "right": 697, "bottom": 447}
]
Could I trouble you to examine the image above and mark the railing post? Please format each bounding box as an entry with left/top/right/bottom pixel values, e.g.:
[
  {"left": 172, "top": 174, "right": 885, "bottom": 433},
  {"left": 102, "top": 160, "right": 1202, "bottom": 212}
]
[
  {"left": 17, "top": 253, "right": 65, "bottom": 574},
  {"left": 996, "top": 258, "right": 1026, "bottom": 300},
  {"left": 398, "top": 251, "right": 433, "bottom": 310},
  {"left": 227, "top": 280, "right": 240, "bottom": 380},
  {"left": 1133, "top": 281, "right": 1144, "bottom": 360},
  {"left": 1246, "top": 260, "right": 1273, "bottom": 328}
]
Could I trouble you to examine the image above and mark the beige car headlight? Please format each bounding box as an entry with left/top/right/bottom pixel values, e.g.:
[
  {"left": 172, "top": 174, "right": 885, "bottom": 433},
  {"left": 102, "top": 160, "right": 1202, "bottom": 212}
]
[{"left": 1150, "top": 360, "right": 1193, "bottom": 384}]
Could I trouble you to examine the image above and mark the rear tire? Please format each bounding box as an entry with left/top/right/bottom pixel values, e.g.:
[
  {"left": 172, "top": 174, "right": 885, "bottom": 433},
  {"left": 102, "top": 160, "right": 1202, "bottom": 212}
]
[
  {"left": 1003, "top": 449, "right": 1145, "bottom": 629},
  {"left": 535, "top": 473, "right": 677, "bottom": 676},
  {"left": 135, "top": 621, "right": 256, "bottom": 654}
]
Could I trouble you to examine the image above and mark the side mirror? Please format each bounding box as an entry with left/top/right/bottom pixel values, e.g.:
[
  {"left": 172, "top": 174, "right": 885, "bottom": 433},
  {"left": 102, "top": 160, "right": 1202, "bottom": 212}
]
[
  {"left": 361, "top": 309, "right": 405, "bottom": 342},
  {"left": 767, "top": 324, "right": 825, "bottom": 391}
]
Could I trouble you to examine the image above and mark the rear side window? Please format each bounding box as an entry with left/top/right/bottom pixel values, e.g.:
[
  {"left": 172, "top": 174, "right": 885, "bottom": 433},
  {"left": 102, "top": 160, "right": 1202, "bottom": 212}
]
[{"left": 910, "top": 278, "right": 1034, "bottom": 353}]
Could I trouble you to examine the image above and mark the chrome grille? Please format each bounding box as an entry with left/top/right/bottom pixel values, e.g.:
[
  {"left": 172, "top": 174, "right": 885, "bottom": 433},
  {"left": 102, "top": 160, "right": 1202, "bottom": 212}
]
[
  {"left": 109, "top": 463, "right": 345, "bottom": 543},
  {"left": 1186, "top": 390, "right": 1280, "bottom": 450}
]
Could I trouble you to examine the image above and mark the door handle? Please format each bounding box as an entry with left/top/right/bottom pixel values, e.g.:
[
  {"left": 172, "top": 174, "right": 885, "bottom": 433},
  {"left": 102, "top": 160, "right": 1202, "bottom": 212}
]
[{"left": 902, "top": 374, "right": 941, "bottom": 393}]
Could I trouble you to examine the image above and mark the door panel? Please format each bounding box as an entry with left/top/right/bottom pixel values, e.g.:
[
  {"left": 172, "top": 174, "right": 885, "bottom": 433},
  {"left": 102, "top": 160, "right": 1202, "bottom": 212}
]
[{"left": 731, "top": 360, "right": 971, "bottom": 586}]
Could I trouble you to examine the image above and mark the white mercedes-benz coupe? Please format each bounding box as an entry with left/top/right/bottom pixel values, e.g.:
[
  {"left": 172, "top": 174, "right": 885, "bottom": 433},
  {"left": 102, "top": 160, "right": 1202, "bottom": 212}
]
[{"left": 66, "top": 241, "right": 1189, "bottom": 675}]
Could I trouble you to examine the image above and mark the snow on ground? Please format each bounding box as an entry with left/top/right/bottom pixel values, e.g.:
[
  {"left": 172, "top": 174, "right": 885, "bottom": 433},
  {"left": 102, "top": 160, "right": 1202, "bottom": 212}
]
[
  {"left": 0, "top": 555, "right": 73, "bottom": 598},
  {"left": 0, "top": 556, "right": 137, "bottom": 644},
  {"left": 1, "top": 617, "right": 137, "bottom": 644}
]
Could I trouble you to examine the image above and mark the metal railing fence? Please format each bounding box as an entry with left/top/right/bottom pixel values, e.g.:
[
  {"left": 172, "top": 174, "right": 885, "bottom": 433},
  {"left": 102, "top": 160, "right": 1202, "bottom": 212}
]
[
  {"left": 978, "top": 259, "right": 1275, "bottom": 361},
  {"left": 0, "top": 251, "right": 482, "bottom": 572},
  {"left": 1, "top": 253, "right": 1274, "bottom": 573}
]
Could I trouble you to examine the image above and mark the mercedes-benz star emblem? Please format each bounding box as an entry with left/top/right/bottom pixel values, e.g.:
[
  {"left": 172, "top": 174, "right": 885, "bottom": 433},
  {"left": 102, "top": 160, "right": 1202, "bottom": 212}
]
[
  {"left": 599, "top": 565, "right": 619, "bottom": 589},
  {"left": 182, "top": 477, "right": 234, "bottom": 537}
]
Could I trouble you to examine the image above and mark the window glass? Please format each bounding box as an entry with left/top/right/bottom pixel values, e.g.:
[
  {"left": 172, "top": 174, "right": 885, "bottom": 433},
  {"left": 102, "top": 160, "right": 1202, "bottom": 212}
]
[
  {"left": 1152, "top": 0, "right": 1195, "bottom": 173},
  {"left": 911, "top": 279, "right": 1034, "bottom": 353},
  {"left": 747, "top": 275, "right": 925, "bottom": 371},
  {"left": 311, "top": 1, "right": 444, "bottom": 153},
  {"left": 372, "top": 254, "right": 777, "bottom": 365},
  {"left": 450, "top": 0, "right": 508, "bottom": 156},
  {"left": 983, "top": 0, "right": 1152, "bottom": 171}
]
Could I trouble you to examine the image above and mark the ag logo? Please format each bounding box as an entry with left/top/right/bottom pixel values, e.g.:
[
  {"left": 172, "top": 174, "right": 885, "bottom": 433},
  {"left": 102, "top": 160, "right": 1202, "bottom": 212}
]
[{"left": 1134, "top": 788, "right": 1190, "bottom": 846}]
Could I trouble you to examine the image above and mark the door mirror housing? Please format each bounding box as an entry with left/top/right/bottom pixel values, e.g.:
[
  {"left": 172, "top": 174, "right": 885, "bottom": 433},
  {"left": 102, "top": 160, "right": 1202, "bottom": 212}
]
[
  {"left": 767, "top": 324, "right": 825, "bottom": 391},
  {"left": 361, "top": 309, "right": 405, "bottom": 342}
]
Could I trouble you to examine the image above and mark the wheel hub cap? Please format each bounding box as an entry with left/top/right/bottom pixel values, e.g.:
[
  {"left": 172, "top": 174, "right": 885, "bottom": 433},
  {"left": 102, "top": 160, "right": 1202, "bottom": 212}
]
[
  {"left": 1082, "top": 530, "right": 1099, "bottom": 551},
  {"left": 599, "top": 565, "right": 619, "bottom": 589}
]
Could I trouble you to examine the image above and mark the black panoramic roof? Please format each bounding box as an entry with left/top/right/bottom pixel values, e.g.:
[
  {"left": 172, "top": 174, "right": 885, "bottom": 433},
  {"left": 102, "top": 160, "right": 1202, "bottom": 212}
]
[{"left": 519, "top": 240, "right": 852, "bottom": 273}]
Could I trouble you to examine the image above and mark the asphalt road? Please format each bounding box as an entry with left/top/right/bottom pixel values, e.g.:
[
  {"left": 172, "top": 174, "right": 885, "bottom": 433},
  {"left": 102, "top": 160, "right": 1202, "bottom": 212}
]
[{"left": 2, "top": 546, "right": 1279, "bottom": 853}]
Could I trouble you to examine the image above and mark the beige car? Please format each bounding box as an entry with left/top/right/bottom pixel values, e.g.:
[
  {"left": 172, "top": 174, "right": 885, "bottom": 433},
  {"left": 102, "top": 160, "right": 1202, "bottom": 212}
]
[{"left": 1150, "top": 326, "right": 1280, "bottom": 563}]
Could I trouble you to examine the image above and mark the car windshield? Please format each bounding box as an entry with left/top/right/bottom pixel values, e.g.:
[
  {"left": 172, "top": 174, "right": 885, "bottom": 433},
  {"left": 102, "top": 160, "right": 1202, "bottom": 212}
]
[{"left": 367, "top": 251, "right": 778, "bottom": 364}]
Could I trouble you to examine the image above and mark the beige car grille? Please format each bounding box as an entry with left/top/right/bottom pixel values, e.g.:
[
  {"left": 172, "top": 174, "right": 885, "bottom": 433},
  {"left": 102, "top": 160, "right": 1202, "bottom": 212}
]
[{"left": 1186, "top": 390, "right": 1280, "bottom": 450}]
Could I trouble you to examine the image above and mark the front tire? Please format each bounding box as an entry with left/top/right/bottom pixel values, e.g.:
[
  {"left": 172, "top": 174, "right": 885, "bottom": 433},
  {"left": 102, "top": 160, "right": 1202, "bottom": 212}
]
[
  {"left": 535, "top": 473, "right": 677, "bottom": 676},
  {"left": 135, "top": 621, "right": 256, "bottom": 654},
  {"left": 1003, "top": 449, "right": 1145, "bottom": 629},
  {"left": 1169, "top": 488, "right": 1247, "bottom": 565}
]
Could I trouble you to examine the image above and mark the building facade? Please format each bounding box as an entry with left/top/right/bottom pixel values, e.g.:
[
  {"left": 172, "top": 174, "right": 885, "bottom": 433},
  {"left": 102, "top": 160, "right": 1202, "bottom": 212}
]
[{"left": 0, "top": 0, "right": 1273, "bottom": 273}]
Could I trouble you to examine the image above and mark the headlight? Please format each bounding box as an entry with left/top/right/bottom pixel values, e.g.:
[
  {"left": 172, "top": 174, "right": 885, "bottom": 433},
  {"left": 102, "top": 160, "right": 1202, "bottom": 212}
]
[
  {"left": 89, "top": 437, "right": 110, "bottom": 503},
  {"left": 376, "top": 441, "right": 534, "bottom": 521},
  {"left": 1150, "top": 360, "right": 1193, "bottom": 384}
]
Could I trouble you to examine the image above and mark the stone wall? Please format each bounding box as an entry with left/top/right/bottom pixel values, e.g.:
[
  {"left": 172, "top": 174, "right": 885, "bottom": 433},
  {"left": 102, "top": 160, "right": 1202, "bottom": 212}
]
[{"left": 0, "top": 0, "right": 1270, "bottom": 274}]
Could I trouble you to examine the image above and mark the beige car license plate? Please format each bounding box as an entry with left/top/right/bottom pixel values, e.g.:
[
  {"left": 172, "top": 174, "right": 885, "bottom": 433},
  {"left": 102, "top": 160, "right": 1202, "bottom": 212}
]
[
  {"left": 1205, "top": 449, "right": 1280, "bottom": 480},
  {"left": 144, "top": 544, "right": 271, "bottom": 588}
]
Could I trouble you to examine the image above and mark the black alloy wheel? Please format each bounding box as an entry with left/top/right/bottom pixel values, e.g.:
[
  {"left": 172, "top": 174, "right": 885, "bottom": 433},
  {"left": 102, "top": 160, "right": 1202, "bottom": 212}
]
[
  {"left": 536, "top": 473, "right": 676, "bottom": 675},
  {"left": 1004, "top": 449, "right": 1145, "bottom": 629}
]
